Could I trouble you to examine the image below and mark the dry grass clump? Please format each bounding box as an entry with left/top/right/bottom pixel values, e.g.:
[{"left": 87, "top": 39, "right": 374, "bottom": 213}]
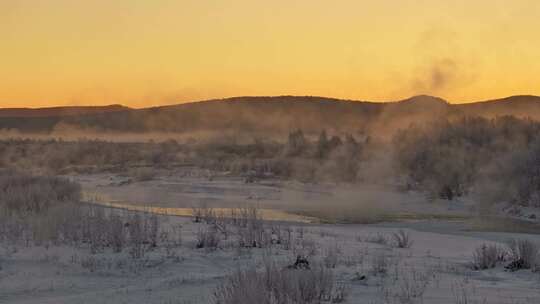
[
  {"left": 0, "top": 170, "right": 84, "bottom": 246},
  {"left": 505, "top": 238, "right": 539, "bottom": 271},
  {"left": 233, "top": 207, "right": 271, "bottom": 248},
  {"left": 391, "top": 230, "right": 413, "bottom": 248},
  {"left": 471, "top": 243, "right": 507, "bottom": 270},
  {"left": 191, "top": 205, "right": 295, "bottom": 251},
  {"left": 195, "top": 226, "right": 221, "bottom": 250},
  {"left": 0, "top": 170, "right": 169, "bottom": 259},
  {"left": 0, "top": 169, "right": 80, "bottom": 216},
  {"left": 363, "top": 233, "right": 389, "bottom": 245},
  {"left": 451, "top": 279, "right": 477, "bottom": 304},
  {"left": 125, "top": 213, "right": 160, "bottom": 258},
  {"left": 470, "top": 239, "right": 540, "bottom": 272},
  {"left": 213, "top": 260, "right": 347, "bottom": 304},
  {"left": 382, "top": 265, "right": 434, "bottom": 304}
]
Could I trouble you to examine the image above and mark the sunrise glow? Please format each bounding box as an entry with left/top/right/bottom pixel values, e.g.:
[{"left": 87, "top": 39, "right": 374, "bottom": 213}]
[{"left": 1, "top": 0, "right": 539, "bottom": 107}]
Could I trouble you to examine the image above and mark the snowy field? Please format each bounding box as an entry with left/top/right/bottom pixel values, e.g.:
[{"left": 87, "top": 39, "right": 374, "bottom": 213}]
[{"left": 2, "top": 171, "right": 540, "bottom": 304}]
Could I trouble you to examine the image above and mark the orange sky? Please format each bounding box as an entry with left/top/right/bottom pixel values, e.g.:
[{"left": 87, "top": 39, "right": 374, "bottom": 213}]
[{"left": 1, "top": 0, "right": 539, "bottom": 108}]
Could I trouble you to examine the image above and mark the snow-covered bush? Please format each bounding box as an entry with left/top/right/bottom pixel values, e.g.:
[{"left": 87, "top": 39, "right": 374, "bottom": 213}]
[
  {"left": 506, "top": 238, "right": 539, "bottom": 271},
  {"left": 391, "top": 230, "right": 413, "bottom": 248},
  {"left": 213, "top": 260, "right": 347, "bottom": 304},
  {"left": 471, "top": 243, "right": 507, "bottom": 270}
]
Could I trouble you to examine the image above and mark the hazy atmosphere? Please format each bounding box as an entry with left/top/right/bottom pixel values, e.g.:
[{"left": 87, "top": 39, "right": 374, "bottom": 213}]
[
  {"left": 2, "top": 2, "right": 540, "bottom": 304},
  {"left": 2, "top": 0, "right": 540, "bottom": 107}
]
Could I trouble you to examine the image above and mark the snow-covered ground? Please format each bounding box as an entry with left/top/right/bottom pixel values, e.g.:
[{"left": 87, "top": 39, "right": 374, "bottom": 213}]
[
  {"left": 2, "top": 171, "right": 540, "bottom": 304},
  {"left": 2, "top": 214, "right": 540, "bottom": 304}
]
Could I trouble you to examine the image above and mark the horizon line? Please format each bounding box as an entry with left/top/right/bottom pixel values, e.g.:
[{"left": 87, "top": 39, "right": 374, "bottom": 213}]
[{"left": 2, "top": 94, "right": 540, "bottom": 110}]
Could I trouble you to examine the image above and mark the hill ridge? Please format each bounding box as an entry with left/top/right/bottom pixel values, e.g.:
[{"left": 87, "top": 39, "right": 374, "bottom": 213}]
[
  {"left": 3, "top": 94, "right": 540, "bottom": 112},
  {"left": 1, "top": 95, "right": 540, "bottom": 135}
]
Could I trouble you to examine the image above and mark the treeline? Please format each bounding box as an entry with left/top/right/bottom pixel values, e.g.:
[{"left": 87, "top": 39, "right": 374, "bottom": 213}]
[
  {"left": 196, "top": 130, "right": 366, "bottom": 182},
  {"left": 0, "top": 139, "right": 183, "bottom": 173},
  {"left": 393, "top": 116, "right": 540, "bottom": 206},
  {"left": 5, "top": 115, "right": 540, "bottom": 207},
  {"left": 0, "top": 131, "right": 367, "bottom": 182}
]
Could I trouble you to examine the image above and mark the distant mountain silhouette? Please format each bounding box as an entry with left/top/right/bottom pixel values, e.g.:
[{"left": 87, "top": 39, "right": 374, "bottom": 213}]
[
  {"left": 1, "top": 95, "right": 540, "bottom": 136},
  {"left": 395, "top": 95, "right": 448, "bottom": 106},
  {"left": 455, "top": 95, "right": 540, "bottom": 118},
  {"left": 0, "top": 104, "right": 129, "bottom": 118}
]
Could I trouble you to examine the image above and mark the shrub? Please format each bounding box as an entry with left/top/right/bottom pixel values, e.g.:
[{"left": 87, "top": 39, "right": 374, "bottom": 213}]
[
  {"left": 108, "top": 215, "right": 126, "bottom": 253},
  {"left": 471, "top": 243, "right": 507, "bottom": 270},
  {"left": 230, "top": 206, "right": 272, "bottom": 249},
  {"left": 392, "top": 116, "right": 540, "bottom": 201},
  {"left": 391, "top": 230, "right": 413, "bottom": 248},
  {"left": 0, "top": 171, "right": 168, "bottom": 258},
  {"left": 195, "top": 227, "right": 221, "bottom": 250},
  {"left": 213, "top": 261, "right": 347, "bottom": 304},
  {"left": 128, "top": 214, "right": 146, "bottom": 258},
  {"left": 383, "top": 266, "right": 433, "bottom": 304},
  {"left": 0, "top": 170, "right": 80, "bottom": 216},
  {"left": 506, "top": 238, "right": 539, "bottom": 271}
]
